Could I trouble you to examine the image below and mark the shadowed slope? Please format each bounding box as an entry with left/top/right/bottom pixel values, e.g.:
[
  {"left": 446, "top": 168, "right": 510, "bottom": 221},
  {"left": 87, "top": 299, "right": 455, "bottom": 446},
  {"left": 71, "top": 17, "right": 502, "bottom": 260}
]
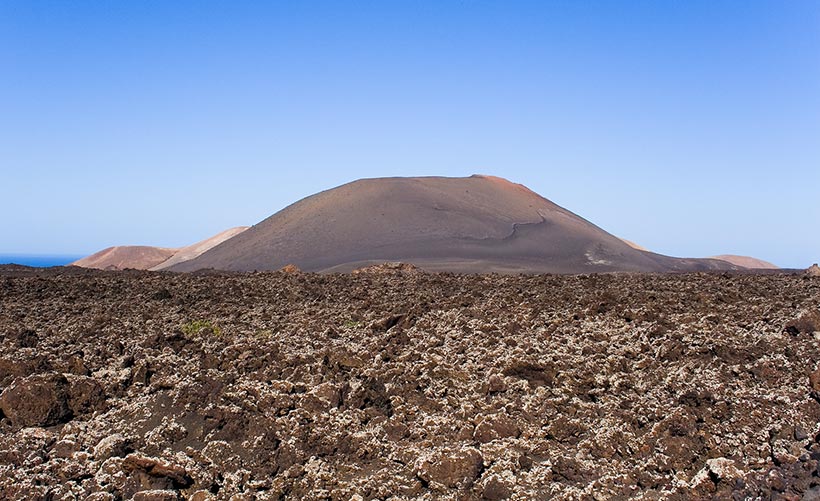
[{"left": 170, "top": 175, "right": 737, "bottom": 273}]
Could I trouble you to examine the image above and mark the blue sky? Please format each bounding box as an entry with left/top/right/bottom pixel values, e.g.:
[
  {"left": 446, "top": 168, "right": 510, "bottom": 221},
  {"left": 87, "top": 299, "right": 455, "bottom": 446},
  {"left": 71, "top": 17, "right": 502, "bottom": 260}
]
[{"left": 2, "top": 1, "right": 818, "bottom": 267}]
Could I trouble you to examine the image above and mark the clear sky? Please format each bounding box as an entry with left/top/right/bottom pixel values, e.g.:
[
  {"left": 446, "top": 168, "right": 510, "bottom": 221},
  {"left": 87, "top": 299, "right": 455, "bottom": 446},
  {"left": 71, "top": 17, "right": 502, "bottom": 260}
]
[{"left": 2, "top": 1, "right": 818, "bottom": 268}]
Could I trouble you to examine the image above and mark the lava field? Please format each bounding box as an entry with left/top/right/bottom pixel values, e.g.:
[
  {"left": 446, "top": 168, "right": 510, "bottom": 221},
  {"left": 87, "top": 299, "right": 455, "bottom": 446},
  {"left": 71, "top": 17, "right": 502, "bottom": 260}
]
[{"left": 0, "top": 265, "right": 819, "bottom": 500}]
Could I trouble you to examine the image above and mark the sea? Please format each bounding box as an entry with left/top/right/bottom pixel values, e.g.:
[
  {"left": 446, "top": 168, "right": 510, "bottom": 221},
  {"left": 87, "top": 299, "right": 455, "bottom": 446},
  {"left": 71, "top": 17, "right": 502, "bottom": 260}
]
[{"left": 0, "top": 255, "right": 84, "bottom": 267}]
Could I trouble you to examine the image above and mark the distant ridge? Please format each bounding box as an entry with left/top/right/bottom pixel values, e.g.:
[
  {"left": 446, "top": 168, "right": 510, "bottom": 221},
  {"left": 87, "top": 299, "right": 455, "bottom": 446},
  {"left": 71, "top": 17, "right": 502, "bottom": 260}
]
[
  {"left": 72, "top": 227, "right": 249, "bottom": 271},
  {"left": 711, "top": 255, "right": 778, "bottom": 270},
  {"left": 72, "top": 246, "right": 177, "bottom": 271},
  {"left": 169, "top": 175, "right": 738, "bottom": 274},
  {"left": 621, "top": 242, "right": 777, "bottom": 270},
  {"left": 150, "top": 227, "right": 249, "bottom": 271}
]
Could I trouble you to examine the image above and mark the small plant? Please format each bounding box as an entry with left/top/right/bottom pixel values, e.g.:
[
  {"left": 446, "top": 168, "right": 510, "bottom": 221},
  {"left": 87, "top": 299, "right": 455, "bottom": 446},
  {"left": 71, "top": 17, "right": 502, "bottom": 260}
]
[
  {"left": 182, "top": 319, "right": 222, "bottom": 337},
  {"left": 255, "top": 329, "right": 274, "bottom": 338},
  {"left": 343, "top": 320, "right": 361, "bottom": 328}
]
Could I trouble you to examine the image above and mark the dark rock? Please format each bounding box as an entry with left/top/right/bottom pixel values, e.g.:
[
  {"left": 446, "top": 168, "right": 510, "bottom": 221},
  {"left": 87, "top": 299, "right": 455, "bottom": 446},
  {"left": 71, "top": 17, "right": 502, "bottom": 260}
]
[
  {"left": 94, "top": 433, "right": 132, "bottom": 461},
  {"left": 785, "top": 310, "right": 820, "bottom": 335},
  {"left": 151, "top": 288, "right": 173, "bottom": 300},
  {"left": 502, "top": 362, "right": 557, "bottom": 387},
  {"left": 122, "top": 453, "right": 193, "bottom": 493},
  {"left": 12, "top": 328, "right": 38, "bottom": 348},
  {"left": 132, "top": 491, "right": 180, "bottom": 501},
  {"left": 371, "top": 313, "right": 407, "bottom": 332},
  {"left": 810, "top": 368, "right": 820, "bottom": 392},
  {"left": 0, "top": 355, "right": 52, "bottom": 386},
  {"left": 415, "top": 447, "right": 484, "bottom": 488},
  {"left": 66, "top": 375, "right": 106, "bottom": 415},
  {"left": 803, "top": 486, "right": 820, "bottom": 501},
  {"left": 795, "top": 425, "right": 809, "bottom": 441},
  {"left": 474, "top": 415, "right": 520, "bottom": 443},
  {"left": 482, "top": 474, "right": 512, "bottom": 500},
  {"left": 487, "top": 374, "right": 506, "bottom": 393},
  {"left": 0, "top": 373, "right": 72, "bottom": 427}
]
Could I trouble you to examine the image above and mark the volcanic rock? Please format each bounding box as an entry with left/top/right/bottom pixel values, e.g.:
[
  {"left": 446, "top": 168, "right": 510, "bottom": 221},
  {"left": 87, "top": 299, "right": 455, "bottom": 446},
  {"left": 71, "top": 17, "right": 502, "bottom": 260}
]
[
  {"left": 474, "top": 415, "right": 520, "bottom": 443},
  {"left": 94, "top": 434, "right": 132, "bottom": 461},
  {"left": 481, "top": 474, "right": 513, "bottom": 500},
  {"left": 0, "top": 268, "right": 818, "bottom": 499},
  {"left": 786, "top": 309, "right": 820, "bottom": 335},
  {"left": 132, "top": 491, "right": 180, "bottom": 501},
  {"left": 122, "top": 453, "right": 193, "bottom": 494},
  {"left": 0, "top": 373, "right": 72, "bottom": 427},
  {"left": 415, "top": 447, "right": 484, "bottom": 488}
]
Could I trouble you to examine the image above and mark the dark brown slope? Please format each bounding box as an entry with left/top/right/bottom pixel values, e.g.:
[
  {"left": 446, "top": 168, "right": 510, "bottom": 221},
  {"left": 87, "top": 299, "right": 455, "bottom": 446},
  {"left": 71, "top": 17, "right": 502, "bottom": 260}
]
[{"left": 170, "top": 175, "right": 737, "bottom": 273}]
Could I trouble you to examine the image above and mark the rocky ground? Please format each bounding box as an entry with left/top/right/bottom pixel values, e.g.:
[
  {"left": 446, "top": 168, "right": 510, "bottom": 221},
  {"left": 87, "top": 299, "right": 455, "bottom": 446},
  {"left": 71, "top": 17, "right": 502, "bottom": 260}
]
[{"left": 0, "top": 265, "right": 819, "bottom": 500}]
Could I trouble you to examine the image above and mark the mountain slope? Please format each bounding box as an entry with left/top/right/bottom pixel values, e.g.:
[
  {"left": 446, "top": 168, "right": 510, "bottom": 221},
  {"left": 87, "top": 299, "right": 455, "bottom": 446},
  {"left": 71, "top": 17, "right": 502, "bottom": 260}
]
[{"left": 170, "top": 175, "right": 737, "bottom": 274}]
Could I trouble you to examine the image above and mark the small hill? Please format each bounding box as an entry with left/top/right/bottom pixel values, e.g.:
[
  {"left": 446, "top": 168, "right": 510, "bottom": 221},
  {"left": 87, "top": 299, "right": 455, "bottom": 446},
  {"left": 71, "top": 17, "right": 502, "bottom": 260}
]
[
  {"left": 72, "top": 246, "right": 178, "bottom": 271},
  {"left": 624, "top": 241, "right": 777, "bottom": 270},
  {"left": 150, "top": 227, "right": 249, "bottom": 271},
  {"left": 711, "top": 255, "right": 778, "bottom": 270},
  {"left": 170, "top": 175, "right": 737, "bottom": 274},
  {"left": 73, "top": 227, "right": 249, "bottom": 271}
]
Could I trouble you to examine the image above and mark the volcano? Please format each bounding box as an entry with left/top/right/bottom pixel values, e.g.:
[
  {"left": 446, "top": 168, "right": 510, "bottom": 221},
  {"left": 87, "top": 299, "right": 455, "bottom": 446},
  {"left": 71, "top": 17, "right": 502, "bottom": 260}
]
[{"left": 169, "top": 175, "right": 736, "bottom": 274}]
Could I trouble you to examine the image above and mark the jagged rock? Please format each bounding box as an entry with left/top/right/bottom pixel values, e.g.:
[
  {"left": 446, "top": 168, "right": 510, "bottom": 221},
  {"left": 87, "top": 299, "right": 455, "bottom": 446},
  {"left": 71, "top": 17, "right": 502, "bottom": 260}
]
[
  {"left": 370, "top": 313, "right": 407, "bottom": 332},
  {"left": 474, "top": 415, "right": 520, "bottom": 443},
  {"left": 481, "top": 474, "right": 513, "bottom": 500},
  {"left": 122, "top": 453, "right": 193, "bottom": 494},
  {"left": 132, "top": 490, "right": 180, "bottom": 501},
  {"left": 188, "top": 491, "right": 217, "bottom": 501},
  {"left": 785, "top": 309, "right": 820, "bottom": 335},
  {"left": 94, "top": 433, "right": 131, "bottom": 461},
  {"left": 279, "top": 264, "right": 301, "bottom": 274},
  {"left": 51, "top": 439, "right": 80, "bottom": 459},
  {"left": 806, "top": 264, "right": 820, "bottom": 277},
  {"left": 486, "top": 374, "right": 507, "bottom": 393},
  {"left": 0, "top": 373, "right": 72, "bottom": 427},
  {"left": 66, "top": 374, "right": 107, "bottom": 415},
  {"left": 415, "top": 447, "right": 484, "bottom": 488},
  {"left": 502, "top": 362, "right": 557, "bottom": 387}
]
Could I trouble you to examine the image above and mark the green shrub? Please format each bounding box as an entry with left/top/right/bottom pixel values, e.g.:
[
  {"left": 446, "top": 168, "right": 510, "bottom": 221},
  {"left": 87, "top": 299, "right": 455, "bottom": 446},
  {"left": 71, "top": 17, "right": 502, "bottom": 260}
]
[{"left": 182, "top": 319, "right": 222, "bottom": 337}]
